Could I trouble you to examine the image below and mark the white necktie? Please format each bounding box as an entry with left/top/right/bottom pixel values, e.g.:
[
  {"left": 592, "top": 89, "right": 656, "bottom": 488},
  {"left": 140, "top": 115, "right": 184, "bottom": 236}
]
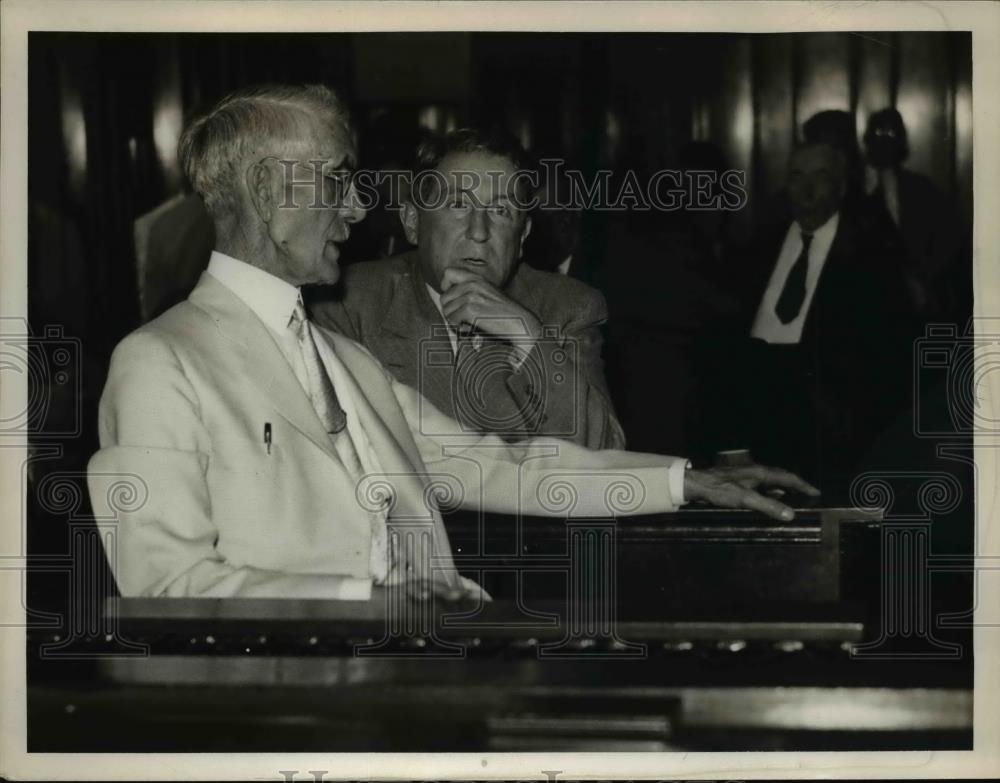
[
  {"left": 290, "top": 301, "right": 391, "bottom": 582},
  {"left": 291, "top": 301, "right": 347, "bottom": 435}
]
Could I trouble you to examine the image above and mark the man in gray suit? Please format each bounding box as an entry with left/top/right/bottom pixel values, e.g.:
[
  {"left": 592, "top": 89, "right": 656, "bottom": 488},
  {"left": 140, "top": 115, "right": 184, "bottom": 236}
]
[{"left": 311, "top": 129, "right": 625, "bottom": 450}]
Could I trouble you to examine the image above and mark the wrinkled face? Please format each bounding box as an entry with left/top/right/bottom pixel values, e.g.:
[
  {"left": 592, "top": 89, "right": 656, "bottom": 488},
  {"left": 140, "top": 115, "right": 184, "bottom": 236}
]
[
  {"left": 260, "top": 121, "right": 365, "bottom": 286},
  {"left": 787, "top": 145, "right": 846, "bottom": 232},
  {"left": 403, "top": 150, "right": 532, "bottom": 292}
]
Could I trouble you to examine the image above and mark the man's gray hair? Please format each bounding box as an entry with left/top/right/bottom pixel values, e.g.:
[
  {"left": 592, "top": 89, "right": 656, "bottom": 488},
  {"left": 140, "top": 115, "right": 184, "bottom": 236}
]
[{"left": 178, "top": 83, "right": 352, "bottom": 222}]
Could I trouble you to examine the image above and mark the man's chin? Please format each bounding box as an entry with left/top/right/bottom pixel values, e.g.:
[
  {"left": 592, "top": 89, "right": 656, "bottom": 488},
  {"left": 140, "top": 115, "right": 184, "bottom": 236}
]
[
  {"left": 321, "top": 243, "right": 342, "bottom": 283},
  {"left": 325, "top": 240, "right": 342, "bottom": 259},
  {"left": 319, "top": 267, "right": 341, "bottom": 286}
]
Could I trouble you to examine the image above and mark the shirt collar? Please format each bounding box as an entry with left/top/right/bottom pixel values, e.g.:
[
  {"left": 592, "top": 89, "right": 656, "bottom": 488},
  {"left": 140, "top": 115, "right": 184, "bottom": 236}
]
[
  {"left": 206, "top": 250, "right": 302, "bottom": 333},
  {"left": 425, "top": 283, "right": 446, "bottom": 320}
]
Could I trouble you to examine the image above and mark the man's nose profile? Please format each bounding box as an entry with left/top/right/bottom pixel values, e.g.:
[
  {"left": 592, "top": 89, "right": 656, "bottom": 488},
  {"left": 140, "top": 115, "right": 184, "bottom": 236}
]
[{"left": 466, "top": 206, "right": 490, "bottom": 241}]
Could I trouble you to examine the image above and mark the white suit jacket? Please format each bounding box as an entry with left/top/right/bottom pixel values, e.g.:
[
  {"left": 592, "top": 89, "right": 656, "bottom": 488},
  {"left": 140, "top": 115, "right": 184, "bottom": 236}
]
[{"left": 88, "top": 273, "right": 684, "bottom": 598}]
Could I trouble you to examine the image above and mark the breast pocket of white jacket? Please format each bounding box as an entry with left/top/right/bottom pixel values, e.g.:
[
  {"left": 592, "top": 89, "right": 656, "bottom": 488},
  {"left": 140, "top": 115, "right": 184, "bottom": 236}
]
[{"left": 207, "top": 419, "right": 306, "bottom": 560}]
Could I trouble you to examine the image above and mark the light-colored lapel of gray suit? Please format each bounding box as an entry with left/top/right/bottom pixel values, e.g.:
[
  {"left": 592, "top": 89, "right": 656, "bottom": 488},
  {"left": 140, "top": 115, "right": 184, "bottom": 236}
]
[{"left": 374, "top": 254, "right": 458, "bottom": 420}]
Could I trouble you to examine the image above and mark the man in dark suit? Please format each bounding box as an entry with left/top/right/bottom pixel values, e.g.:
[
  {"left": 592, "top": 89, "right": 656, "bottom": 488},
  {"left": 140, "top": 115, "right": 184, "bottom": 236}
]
[
  {"left": 863, "top": 107, "right": 967, "bottom": 322},
  {"left": 705, "top": 141, "right": 912, "bottom": 490},
  {"left": 311, "top": 128, "right": 625, "bottom": 450}
]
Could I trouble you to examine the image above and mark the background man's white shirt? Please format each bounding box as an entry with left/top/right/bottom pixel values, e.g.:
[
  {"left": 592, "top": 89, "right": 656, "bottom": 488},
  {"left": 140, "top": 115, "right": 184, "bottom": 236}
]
[{"left": 751, "top": 211, "right": 839, "bottom": 345}]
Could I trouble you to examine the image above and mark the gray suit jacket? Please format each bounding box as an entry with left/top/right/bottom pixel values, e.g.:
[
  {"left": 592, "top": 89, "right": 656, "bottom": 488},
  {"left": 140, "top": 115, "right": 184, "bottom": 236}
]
[{"left": 311, "top": 252, "right": 625, "bottom": 450}]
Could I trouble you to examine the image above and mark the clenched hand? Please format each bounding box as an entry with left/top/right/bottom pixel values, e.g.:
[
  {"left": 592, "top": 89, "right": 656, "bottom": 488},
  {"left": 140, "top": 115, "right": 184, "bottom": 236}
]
[{"left": 439, "top": 267, "right": 543, "bottom": 345}]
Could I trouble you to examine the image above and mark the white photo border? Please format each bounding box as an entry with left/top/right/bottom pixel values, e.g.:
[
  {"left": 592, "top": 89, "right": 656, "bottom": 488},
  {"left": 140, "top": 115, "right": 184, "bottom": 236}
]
[{"left": 2, "top": 1, "right": 998, "bottom": 779}]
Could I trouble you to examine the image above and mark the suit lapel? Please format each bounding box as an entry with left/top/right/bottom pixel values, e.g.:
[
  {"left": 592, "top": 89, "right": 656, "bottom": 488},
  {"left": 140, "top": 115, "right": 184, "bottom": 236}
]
[
  {"left": 317, "top": 325, "right": 426, "bottom": 470},
  {"left": 188, "top": 272, "right": 459, "bottom": 586},
  {"left": 188, "top": 273, "right": 339, "bottom": 461},
  {"left": 504, "top": 264, "right": 539, "bottom": 313},
  {"left": 376, "top": 253, "right": 456, "bottom": 417},
  {"left": 801, "top": 215, "right": 855, "bottom": 343},
  {"left": 315, "top": 328, "right": 460, "bottom": 584},
  {"left": 380, "top": 252, "right": 442, "bottom": 338}
]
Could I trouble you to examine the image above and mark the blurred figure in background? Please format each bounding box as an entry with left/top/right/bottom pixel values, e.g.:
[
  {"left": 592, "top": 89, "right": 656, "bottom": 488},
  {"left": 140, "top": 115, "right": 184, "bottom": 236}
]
[
  {"left": 340, "top": 107, "right": 428, "bottom": 264},
  {"left": 521, "top": 173, "right": 581, "bottom": 277},
  {"left": 802, "top": 110, "right": 866, "bottom": 212},
  {"left": 133, "top": 187, "right": 215, "bottom": 321},
  {"left": 800, "top": 108, "right": 918, "bottom": 325},
  {"left": 701, "top": 140, "right": 912, "bottom": 493},
  {"left": 863, "top": 107, "right": 967, "bottom": 322}
]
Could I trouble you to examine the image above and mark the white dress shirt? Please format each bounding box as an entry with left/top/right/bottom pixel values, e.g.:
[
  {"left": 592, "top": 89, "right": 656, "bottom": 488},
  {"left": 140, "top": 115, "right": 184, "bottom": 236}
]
[
  {"left": 206, "top": 250, "right": 388, "bottom": 598},
  {"left": 426, "top": 284, "right": 460, "bottom": 354},
  {"left": 750, "top": 212, "right": 839, "bottom": 345}
]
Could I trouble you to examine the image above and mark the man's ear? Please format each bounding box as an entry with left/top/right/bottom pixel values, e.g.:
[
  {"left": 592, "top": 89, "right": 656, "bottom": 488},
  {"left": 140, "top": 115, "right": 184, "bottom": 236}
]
[
  {"left": 517, "top": 215, "right": 533, "bottom": 258},
  {"left": 245, "top": 161, "right": 274, "bottom": 224},
  {"left": 401, "top": 201, "right": 420, "bottom": 246}
]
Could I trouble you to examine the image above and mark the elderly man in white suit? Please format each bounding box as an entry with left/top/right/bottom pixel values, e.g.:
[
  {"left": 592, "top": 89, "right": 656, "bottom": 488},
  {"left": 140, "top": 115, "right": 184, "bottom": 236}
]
[{"left": 88, "top": 84, "right": 816, "bottom": 602}]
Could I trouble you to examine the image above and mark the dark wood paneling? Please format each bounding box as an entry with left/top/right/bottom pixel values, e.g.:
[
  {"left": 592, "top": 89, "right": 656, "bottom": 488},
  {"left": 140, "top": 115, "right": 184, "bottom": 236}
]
[
  {"left": 710, "top": 35, "right": 754, "bottom": 242},
  {"left": 856, "top": 32, "right": 894, "bottom": 137},
  {"left": 795, "top": 33, "right": 852, "bottom": 127},
  {"left": 353, "top": 33, "right": 470, "bottom": 103},
  {"left": 897, "top": 33, "right": 954, "bottom": 188},
  {"left": 953, "top": 34, "right": 973, "bottom": 234},
  {"left": 752, "top": 35, "right": 795, "bottom": 204}
]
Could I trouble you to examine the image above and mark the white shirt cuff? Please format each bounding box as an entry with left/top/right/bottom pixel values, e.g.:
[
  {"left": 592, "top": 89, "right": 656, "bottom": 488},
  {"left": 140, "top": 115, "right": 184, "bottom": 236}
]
[
  {"left": 333, "top": 577, "right": 374, "bottom": 601},
  {"left": 668, "top": 459, "right": 692, "bottom": 506}
]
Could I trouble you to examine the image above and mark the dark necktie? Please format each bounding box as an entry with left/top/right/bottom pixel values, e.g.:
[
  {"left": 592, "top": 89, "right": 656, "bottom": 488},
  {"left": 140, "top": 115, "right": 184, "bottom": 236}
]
[
  {"left": 452, "top": 328, "right": 492, "bottom": 429},
  {"left": 775, "top": 231, "right": 813, "bottom": 324}
]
